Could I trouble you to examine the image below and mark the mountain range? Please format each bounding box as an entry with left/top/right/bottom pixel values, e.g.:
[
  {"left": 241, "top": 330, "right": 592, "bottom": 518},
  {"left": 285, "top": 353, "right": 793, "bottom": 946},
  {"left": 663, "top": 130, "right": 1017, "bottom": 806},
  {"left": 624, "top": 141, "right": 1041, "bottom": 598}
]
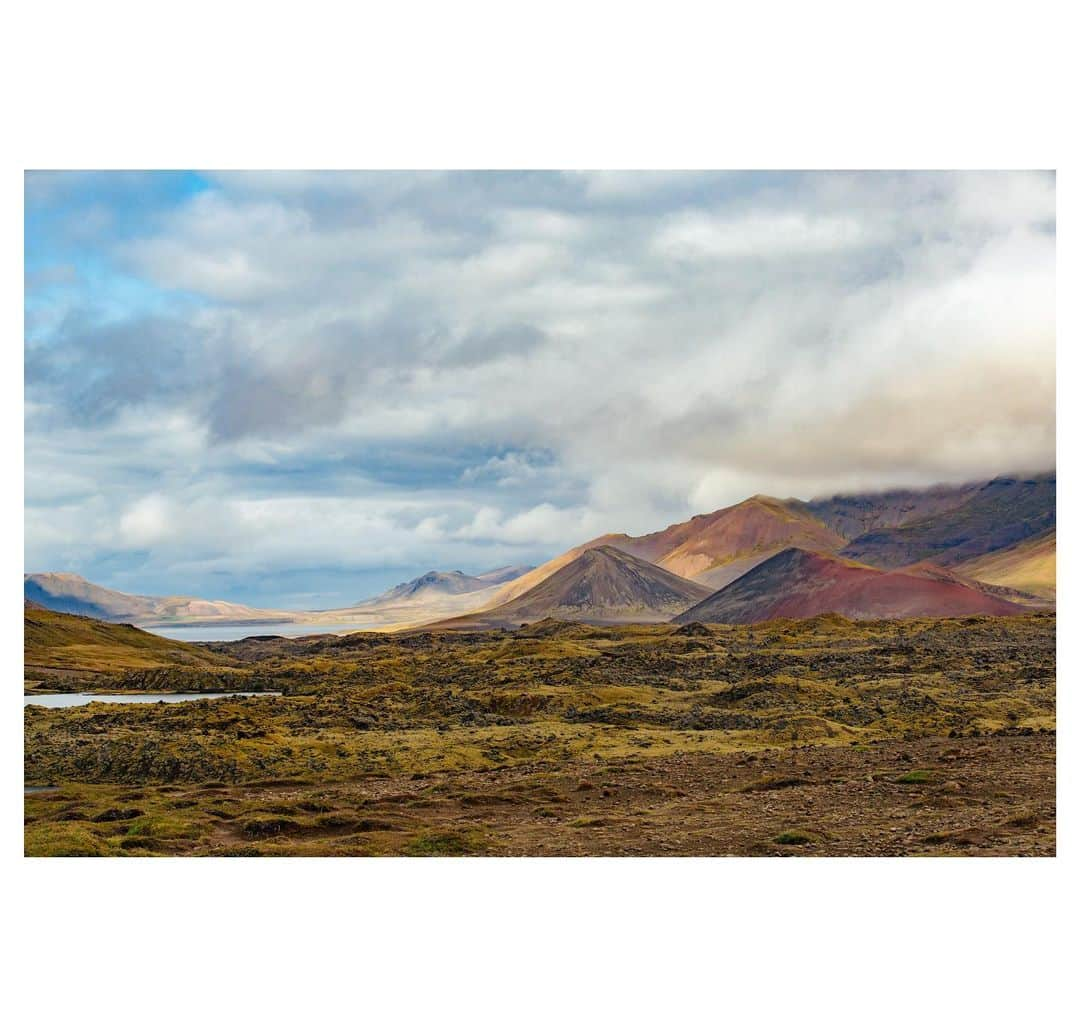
[{"left": 25, "top": 472, "right": 1055, "bottom": 631}]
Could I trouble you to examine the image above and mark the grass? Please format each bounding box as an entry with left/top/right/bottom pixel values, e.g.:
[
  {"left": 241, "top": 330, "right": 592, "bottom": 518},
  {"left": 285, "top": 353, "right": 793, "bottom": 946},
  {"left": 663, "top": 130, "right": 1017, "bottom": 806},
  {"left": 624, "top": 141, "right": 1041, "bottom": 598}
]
[
  {"left": 894, "top": 770, "right": 935, "bottom": 785},
  {"left": 24, "top": 606, "right": 236, "bottom": 680},
  {"left": 24, "top": 821, "right": 111, "bottom": 857}
]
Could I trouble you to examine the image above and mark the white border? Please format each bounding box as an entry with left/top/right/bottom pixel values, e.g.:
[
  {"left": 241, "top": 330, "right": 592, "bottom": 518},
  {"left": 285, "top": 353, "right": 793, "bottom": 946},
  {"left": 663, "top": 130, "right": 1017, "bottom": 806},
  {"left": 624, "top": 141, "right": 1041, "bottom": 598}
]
[{"left": 5, "top": 2, "right": 1072, "bottom": 1024}]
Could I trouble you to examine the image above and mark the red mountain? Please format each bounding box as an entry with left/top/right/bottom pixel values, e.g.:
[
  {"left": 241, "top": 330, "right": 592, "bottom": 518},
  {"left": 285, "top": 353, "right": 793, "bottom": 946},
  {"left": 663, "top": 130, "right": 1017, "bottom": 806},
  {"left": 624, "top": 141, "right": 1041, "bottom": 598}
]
[{"left": 673, "top": 548, "right": 1027, "bottom": 625}]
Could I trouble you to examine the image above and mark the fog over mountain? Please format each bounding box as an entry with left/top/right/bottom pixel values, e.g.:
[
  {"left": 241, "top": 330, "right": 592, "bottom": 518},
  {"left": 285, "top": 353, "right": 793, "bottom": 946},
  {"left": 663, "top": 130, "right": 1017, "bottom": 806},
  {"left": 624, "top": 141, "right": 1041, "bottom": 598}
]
[{"left": 25, "top": 171, "right": 1055, "bottom": 607}]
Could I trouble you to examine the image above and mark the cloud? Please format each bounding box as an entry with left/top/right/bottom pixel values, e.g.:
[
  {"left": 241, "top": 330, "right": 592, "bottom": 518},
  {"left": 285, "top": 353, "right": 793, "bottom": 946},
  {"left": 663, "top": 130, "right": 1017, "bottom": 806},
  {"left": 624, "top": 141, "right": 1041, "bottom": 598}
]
[{"left": 24, "top": 171, "right": 1056, "bottom": 605}]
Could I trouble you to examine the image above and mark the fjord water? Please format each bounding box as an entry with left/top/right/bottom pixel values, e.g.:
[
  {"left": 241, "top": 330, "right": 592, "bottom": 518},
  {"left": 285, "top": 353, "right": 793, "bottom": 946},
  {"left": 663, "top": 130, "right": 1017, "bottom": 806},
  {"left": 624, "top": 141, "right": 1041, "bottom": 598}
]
[
  {"left": 24, "top": 692, "right": 280, "bottom": 708},
  {"left": 146, "top": 622, "right": 372, "bottom": 642}
]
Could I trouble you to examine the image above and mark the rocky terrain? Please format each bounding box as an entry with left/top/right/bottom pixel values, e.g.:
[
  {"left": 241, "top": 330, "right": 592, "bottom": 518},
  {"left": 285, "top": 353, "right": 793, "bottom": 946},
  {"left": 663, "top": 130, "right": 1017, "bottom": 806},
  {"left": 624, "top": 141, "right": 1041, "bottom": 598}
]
[{"left": 25, "top": 608, "right": 1055, "bottom": 856}]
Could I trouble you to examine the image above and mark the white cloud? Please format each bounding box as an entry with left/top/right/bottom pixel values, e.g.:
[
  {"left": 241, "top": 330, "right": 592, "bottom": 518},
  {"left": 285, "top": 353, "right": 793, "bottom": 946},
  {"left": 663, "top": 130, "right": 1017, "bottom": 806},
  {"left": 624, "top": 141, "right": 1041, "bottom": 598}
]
[{"left": 25, "top": 171, "right": 1056, "bottom": 603}]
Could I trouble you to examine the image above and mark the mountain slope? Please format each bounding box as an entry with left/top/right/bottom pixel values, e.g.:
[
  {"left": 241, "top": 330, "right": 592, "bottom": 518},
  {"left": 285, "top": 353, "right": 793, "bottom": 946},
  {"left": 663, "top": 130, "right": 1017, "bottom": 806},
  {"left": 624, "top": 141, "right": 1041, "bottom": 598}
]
[
  {"left": 839, "top": 474, "right": 1055, "bottom": 569},
  {"left": 955, "top": 529, "right": 1056, "bottom": 601},
  {"left": 674, "top": 548, "right": 1027, "bottom": 625},
  {"left": 433, "top": 546, "right": 712, "bottom": 629},
  {"left": 24, "top": 606, "right": 236, "bottom": 679}
]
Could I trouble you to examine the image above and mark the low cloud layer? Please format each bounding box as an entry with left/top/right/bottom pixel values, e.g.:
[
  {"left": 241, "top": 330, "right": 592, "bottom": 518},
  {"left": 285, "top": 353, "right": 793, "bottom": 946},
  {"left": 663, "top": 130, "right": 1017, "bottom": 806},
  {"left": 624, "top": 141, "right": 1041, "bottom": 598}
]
[{"left": 25, "top": 171, "right": 1055, "bottom": 607}]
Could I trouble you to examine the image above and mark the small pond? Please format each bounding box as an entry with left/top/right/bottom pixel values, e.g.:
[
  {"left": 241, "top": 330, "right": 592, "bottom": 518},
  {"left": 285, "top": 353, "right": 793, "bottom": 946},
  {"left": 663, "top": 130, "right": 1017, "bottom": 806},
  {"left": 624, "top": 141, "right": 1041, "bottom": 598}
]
[{"left": 24, "top": 692, "right": 281, "bottom": 709}]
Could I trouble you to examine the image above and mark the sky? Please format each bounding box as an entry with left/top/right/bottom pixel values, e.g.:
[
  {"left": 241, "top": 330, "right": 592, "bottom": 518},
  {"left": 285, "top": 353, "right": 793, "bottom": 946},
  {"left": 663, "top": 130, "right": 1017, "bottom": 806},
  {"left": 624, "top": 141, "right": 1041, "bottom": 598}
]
[{"left": 24, "top": 171, "right": 1056, "bottom": 609}]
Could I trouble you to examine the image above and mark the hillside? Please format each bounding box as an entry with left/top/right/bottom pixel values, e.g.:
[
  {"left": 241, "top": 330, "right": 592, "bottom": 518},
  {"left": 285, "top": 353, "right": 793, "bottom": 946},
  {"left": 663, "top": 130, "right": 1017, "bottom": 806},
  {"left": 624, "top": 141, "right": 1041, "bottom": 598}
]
[
  {"left": 838, "top": 474, "right": 1055, "bottom": 569},
  {"left": 433, "top": 545, "right": 711, "bottom": 629},
  {"left": 674, "top": 548, "right": 1026, "bottom": 625},
  {"left": 24, "top": 606, "right": 236, "bottom": 681},
  {"left": 956, "top": 529, "right": 1056, "bottom": 601}
]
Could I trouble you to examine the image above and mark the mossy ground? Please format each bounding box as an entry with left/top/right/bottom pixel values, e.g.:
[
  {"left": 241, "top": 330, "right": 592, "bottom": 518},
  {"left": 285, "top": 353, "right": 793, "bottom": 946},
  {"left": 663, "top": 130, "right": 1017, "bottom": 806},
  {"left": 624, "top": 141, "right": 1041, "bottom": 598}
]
[{"left": 25, "top": 613, "right": 1056, "bottom": 856}]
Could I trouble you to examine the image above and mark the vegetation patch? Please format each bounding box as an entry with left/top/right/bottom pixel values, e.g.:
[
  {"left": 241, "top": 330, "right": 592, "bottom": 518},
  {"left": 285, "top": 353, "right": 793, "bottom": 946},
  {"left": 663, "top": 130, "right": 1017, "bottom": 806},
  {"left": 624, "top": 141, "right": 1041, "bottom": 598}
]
[
  {"left": 739, "top": 776, "right": 804, "bottom": 793},
  {"left": 895, "top": 769, "right": 935, "bottom": 785},
  {"left": 25, "top": 822, "right": 110, "bottom": 857},
  {"left": 402, "top": 831, "right": 486, "bottom": 856},
  {"left": 773, "top": 829, "right": 818, "bottom": 846},
  {"left": 240, "top": 815, "right": 302, "bottom": 839}
]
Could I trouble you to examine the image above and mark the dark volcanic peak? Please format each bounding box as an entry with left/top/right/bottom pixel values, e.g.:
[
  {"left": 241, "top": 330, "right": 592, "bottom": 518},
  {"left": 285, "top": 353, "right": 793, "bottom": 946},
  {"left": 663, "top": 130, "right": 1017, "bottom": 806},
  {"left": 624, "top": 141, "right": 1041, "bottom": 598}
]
[
  {"left": 839, "top": 473, "right": 1056, "bottom": 569},
  {"left": 432, "top": 545, "right": 712, "bottom": 629},
  {"left": 675, "top": 547, "right": 1026, "bottom": 625},
  {"left": 799, "top": 481, "right": 984, "bottom": 539}
]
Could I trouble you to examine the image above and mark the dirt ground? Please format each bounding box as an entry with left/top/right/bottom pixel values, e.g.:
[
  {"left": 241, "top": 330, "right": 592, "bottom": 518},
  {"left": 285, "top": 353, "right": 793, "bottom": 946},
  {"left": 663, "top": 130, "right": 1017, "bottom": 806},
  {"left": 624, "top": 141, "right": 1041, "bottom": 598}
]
[{"left": 26, "top": 731, "right": 1054, "bottom": 856}]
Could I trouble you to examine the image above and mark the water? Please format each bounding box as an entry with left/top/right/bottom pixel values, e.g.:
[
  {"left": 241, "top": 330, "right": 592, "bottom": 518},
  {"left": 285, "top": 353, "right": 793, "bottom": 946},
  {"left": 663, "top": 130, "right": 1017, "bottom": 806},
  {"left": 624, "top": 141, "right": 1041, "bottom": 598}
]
[
  {"left": 146, "top": 622, "right": 373, "bottom": 642},
  {"left": 24, "top": 691, "right": 281, "bottom": 709}
]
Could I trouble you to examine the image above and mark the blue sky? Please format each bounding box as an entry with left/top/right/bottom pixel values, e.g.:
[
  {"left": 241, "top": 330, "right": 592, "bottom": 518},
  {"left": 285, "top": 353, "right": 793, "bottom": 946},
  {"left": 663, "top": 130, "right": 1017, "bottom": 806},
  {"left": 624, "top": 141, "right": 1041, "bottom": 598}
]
[{"left": 24, "top": 171, "right": 1056, "bottom": 609}]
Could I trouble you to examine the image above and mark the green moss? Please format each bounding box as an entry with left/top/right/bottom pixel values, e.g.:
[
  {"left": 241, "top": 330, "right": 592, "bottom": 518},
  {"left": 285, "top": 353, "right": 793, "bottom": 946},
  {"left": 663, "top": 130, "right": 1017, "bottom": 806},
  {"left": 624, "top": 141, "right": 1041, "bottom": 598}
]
[
  {"left": 401, "top": 831, "right": 485, "bottom": 856},
  {"left": 25, "top": 822, "right": 110, "bottom": 857},
  {"left": 124, "top": 814, "right": 206, "bottom": 839},
  {"left": 773, "top": 829, "right": 817, "bottom": 846},
  {"left": 895, "top": 769, "right": 934, "bottom": 785}
]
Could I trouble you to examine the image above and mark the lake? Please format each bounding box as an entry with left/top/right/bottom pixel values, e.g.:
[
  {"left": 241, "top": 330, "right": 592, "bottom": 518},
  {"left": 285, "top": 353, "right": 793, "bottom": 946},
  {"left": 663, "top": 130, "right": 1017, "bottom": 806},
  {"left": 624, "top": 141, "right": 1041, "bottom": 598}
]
[
  {"left": 24, "top": 691, "right": 281, "bottom": 708},
  {"left": 146, "top": 622, "right": 373, "bottom": 642}
]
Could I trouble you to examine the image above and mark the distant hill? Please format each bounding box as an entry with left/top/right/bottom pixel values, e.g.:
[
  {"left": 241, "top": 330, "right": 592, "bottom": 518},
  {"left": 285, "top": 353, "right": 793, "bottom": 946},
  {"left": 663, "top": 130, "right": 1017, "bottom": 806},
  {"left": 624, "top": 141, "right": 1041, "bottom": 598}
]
[
  {"left": 24, "top": 605, "right": 236, "bottom": 680},
  {"left": 432, "top": 546, "right": 712, "bottom": 629},
  {"left": 25, "top": 572, "right": 159, "bottom": 620},
  {"left": 360, "top": 565, "right": 532, "bottom": 605},
  {"left": 24, "top": 572, "right": 293, "bottom": 626},
  {"left": 956, "top": 529, "right": 1056, "bottom": 601},
  {"left": 838, "top": 474, "right": 1055, "bottom": 569},
  {"left": 674, "top": 548, "right": 1027, "bottom": 625}
]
